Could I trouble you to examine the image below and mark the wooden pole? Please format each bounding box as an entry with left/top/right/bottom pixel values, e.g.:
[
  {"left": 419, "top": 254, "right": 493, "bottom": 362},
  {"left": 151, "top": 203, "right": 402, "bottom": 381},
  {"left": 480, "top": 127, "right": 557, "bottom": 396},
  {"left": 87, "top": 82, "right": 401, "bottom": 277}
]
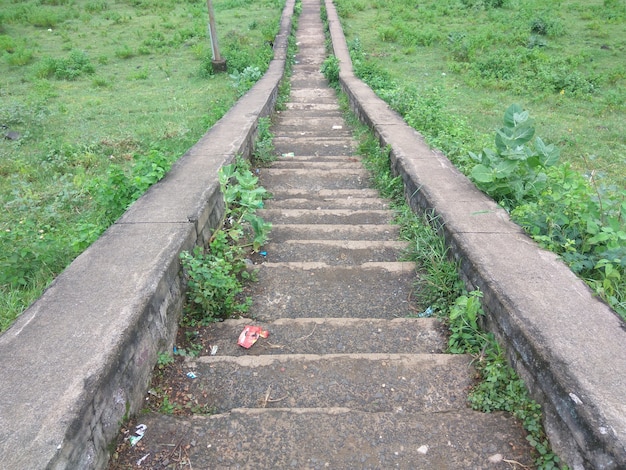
[{"left": 206, "top": 0, "right": 226, "bottom": 72}]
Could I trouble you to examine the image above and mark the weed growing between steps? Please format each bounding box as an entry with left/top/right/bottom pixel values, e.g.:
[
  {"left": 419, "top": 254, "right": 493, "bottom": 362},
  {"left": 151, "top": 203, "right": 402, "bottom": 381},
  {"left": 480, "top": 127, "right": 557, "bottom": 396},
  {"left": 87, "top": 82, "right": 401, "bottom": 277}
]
[
  {"left": 335, "top": 90, "right": 568, "bottom": 468},
  {"left": 251, "top": 117, "right": 277, "bottom": 166},
  {"left": 276, "top": 2, "right": 301, "bottom": 112},
  {"left": 180, "top": 157, "right": 271, "bottom": 326}
]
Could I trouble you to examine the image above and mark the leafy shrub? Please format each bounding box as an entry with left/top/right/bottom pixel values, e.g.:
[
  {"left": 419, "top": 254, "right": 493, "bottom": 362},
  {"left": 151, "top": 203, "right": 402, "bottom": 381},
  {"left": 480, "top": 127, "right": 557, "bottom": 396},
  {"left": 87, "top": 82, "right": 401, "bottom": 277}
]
[
  {"left": 320, "top": 55, "right": 340, "bottom": 86},
  {"left": 0, "top": 35, "right": 15, "bottom": 53},
  {"left": 530, "top": 16, "right": 565, "bottom": 37},
  {"left": 5, "top": 47, "right": 34, "bottom": 66},
  {"left": 377, "top": 26, "right": 398, "bottom": 42},
  {"left": 180, "top": 236, "right": 250, "bottom": 324},
  {"left": 36, "top": 50, "right": 95, "bottom": 80},
  {"left": 469, "top": 105, "right": 625, "bottom": 318},
  {"left": 85, "top": 1, "right": 108, "bottom": 13},
  {"left": 230, "top": 66, "right": 263, "bottom": 96},
  {"left": 469, "top": 104, "right": 560, "bottom": 209},
  {"left": 87, "top": 149, "right": 171, "bottom": 228},
  {"left": 220, "top": 29, "right": 273, "bottom": 74},
  {"left": 252, "top": 117, "right": 276, "bottom": 166},
  {"left": 180, "top": 159, "right": 271, "bottom": 324}
]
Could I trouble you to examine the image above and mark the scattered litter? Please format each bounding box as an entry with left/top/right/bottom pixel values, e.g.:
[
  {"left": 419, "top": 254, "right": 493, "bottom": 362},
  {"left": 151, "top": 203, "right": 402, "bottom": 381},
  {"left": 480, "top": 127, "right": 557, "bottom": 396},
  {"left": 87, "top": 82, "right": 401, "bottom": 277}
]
[
  {"left": 210, "top": 345, "right": 218, "bottom": 355},
  {"left": 173, "top": 346, "right": 178, "bottom": 354},
  {"left": 417, "top": 445, "right": 429, "bottom": 455},
  {"left": 569, "top": 392, "right": 583, "bottom": 405},
  {"left": 417, "top": 306, "right": 434, "bottom": 318},
  {"left": 332, "top": 125, "right": 343, "bottom": 130},
  {"left": 281, "top": 152, "right": 295, "bottom": 157},
  {"left": 136, "top": 453, "right": 150, "bottom": 466},
  {"left": 260, "top": 251, "right": 267, "bottom": 257},
  {"left": 238, "top": 325, "right": 269, "bottom": 349},
  {"left": 186, "top": 371, "right": 197, "bottom": 379},
  {"left": 129, "top": 424, "right": 147, "bottom": 446},
  {"left": 488, "top": 454, "right": 503, "bottom": 463}
]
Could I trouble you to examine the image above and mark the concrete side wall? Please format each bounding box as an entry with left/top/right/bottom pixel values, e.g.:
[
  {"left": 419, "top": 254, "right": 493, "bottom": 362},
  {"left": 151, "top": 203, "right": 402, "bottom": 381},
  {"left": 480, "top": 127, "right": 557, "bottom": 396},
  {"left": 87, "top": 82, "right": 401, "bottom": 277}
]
[
  {"left": 0, "top": 2, "right": 294, "bottom": 469},
  {"left": 324, "top": 1, "right": 626, "bottom": 469}
]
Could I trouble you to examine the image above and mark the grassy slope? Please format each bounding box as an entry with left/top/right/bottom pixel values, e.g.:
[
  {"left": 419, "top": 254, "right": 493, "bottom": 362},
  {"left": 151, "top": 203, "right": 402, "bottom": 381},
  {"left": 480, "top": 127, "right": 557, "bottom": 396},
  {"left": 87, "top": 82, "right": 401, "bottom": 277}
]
[
  {"left": 334, "top": 0, "right": 625, "bottom": 184},
  {"left": 0, "top": 0, "right": 285, "bottom": 330}
]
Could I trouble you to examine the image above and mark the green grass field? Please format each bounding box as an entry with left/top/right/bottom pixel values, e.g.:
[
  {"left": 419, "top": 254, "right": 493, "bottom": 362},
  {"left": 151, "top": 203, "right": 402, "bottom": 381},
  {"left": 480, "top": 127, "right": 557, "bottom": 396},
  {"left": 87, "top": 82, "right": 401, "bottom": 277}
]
[
  {"left": 334, "top": 0, "right": 625, "bottom": 184},
  {"left": 0, "top": 0, "right": 285, "bottom": 331}
]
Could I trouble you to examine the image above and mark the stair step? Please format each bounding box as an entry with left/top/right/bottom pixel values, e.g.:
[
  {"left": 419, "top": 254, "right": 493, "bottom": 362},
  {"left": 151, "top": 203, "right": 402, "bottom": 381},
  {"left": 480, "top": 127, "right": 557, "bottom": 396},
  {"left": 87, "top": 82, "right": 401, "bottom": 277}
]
[
  {"left": 288, "top": 90, "right": 337, "bottom": 104},
  {"left": 248, "top": 262, "right": 417, "bottom": 320},
  {"left": 284, "top": 102, "right": 341, "bottom": 111},
  {"left": 267, "top": 224, "right": 401, "bottom": 242},
  {"left": 124, "top": 409, "right": 533, "bottom": 469},
  {"left": 183, "top": 353, "right": 473, "bottom": 413},
  {"left": 269, "top": 187, "right": 377, "bottom": 198},
  {"left": 270, "top": 160, "right": 363, "bottom": 170},
  {"left": 264, "top": 197, "right": 391, "bottom": 210},
  {"left": 196, "top": 317, "right": 447, "bottom": 356},
  {"left": 262, "top": 239, "right": 408, "bottom": 265},
  {"left": 260, "top": 168, "right": 369, "bottom": 191},
  {"left": 258, "top": 208, "right": 394, "bottom": 225},
  {"left": 273, "top": 137, "right": 355, "bottom": 156},
  {"left": 275, "top": 115, "right": 347, "bottom": 129}
]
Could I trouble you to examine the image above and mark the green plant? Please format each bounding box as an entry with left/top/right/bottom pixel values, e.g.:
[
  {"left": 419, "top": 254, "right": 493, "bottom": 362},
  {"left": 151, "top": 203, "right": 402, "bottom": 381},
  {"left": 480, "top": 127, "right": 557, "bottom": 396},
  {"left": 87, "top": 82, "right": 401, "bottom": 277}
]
[
  {"left": 469, "top": 104, "right": 561, "bottom": 210},
  {"left": 36, "top": 50, "right": 95, "bottom": 80},
  {"left": 252, "top": 117, "right": 276, "bottom": 165},
  {"left": 230, "top": 65, "right": 263, "bottom": 96},
  {"left": 446, "top": 289, "right": 568, "bottom": 469},
  {"left": 447, "top": 290, "right": 489, "bottom": 354},
  {"left": 320, "top": 55, "right": 340, "bottom": 86},
  {"left": 180, "top": 158, "right": 271, "bottom": 324},
  {"left": 180, "top": 239, "right": 250, "bottom": 324},
  {"left": 157, "top": 351, "right": 174, "bottom": 368},
  {"left": 466, "top": 105, "right": 625, "bottom": 318}
]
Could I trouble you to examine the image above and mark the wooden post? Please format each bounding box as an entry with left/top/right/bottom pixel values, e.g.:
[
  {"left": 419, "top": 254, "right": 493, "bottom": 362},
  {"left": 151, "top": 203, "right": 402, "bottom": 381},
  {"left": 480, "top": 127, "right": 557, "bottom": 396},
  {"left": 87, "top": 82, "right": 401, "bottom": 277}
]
[{"left": 207, "top": 0, "right": 227, "bottom": 72}]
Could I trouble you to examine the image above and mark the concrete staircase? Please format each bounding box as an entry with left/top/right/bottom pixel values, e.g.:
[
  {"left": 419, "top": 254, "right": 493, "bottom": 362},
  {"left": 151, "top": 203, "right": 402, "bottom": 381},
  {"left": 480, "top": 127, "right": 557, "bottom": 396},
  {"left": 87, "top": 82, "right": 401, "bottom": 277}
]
[{"left": 110, "top": 1, "right": 534, "bottom": 468}]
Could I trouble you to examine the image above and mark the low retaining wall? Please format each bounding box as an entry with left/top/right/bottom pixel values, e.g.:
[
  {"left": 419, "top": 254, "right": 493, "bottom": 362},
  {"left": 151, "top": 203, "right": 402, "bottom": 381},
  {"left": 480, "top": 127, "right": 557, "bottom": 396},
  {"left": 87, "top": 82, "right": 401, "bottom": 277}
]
[
  {"left": 324, "top": 1, "right": 626, "bottom": 469},
  {"left": 0, "top": 2, "right": 294, "bottom": 468}
]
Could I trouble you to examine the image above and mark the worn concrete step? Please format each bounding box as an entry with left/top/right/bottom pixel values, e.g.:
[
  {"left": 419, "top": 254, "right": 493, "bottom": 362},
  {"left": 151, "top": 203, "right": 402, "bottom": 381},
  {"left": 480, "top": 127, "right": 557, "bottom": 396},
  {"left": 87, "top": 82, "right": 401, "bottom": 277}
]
[
  {"left": 269, "top": 159, "right": 363, "bottom": 170},
  {"left": 274, "top": 115, "right": 348, "bottom": 129},
  {"left": 182, "top": 353, "right": 473, "bottom": 413},
  {"left": 124, "top": 409, "right": 533, "bottom": 469},
  {"left": 275, "top": 108, "right": 345, "bottom": 120},
  {"left": 273, "top": 129, "right": 354, "bottom": 140},
  {"left": 274, "top": 136, "right": 355, "bottom": 156},
  {"left": 195, "top": 317, "right": 447, "bottom": 356},
  {"left": 290, "top": 77, "right": 329, "bottom": 88},
  {"left": 289, "top": 88, "right": 337, "bottom": 102},
  {"left": 272, "top": 154, "right": 362, "bottom": 163},
  {"left": 259, "top": 169, "right": 370, "bottom": 191},
  {"left": 269, "top": 188, "right": 378, "bottom": 199},
  {"left": 258, "top": 208, "right": 394, "bottom": 225},
  {"left": 264, "top": 197, "right": 391, "bottom": 210},
  {"left": 262, "top": 240, "right": 408, "bottom": 265},
  {"left": 290, "top": 73, "right": 327, "bottom": 84},
  {"left": 267, "top": 224, "right": 401, "bottom": 242},
  {"left": 249, "top": 262, "right": 417, "bottom": 319},
  {"left": 284, "top": 102, "right": 341, "bottom": 111}
]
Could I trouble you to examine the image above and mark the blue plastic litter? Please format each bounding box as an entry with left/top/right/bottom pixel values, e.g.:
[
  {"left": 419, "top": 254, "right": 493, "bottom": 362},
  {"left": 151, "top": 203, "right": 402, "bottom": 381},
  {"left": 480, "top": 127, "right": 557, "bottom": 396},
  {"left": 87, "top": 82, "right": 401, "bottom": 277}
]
[{"left": 418, "top": 306, "right": 434, "bottom": 318}]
